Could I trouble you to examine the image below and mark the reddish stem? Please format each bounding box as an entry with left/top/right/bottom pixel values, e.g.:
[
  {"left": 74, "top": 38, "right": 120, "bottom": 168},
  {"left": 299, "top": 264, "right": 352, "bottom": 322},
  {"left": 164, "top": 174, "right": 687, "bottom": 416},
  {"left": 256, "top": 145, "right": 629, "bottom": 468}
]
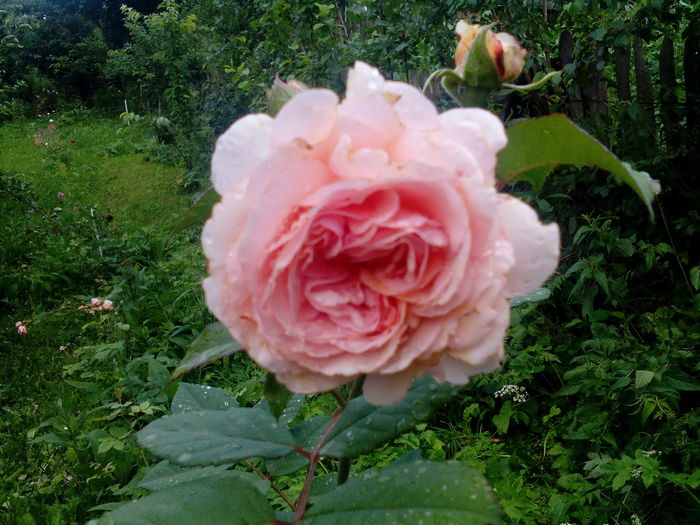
[{"left": 290, "top": 408, "right": 344, "bottom": 524}]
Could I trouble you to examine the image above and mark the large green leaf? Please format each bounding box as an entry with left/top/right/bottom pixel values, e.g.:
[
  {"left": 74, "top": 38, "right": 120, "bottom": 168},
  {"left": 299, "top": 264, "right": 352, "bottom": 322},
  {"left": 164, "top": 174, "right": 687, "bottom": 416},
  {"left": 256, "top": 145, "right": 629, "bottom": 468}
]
[
  {"left": 171, "top": 382, "right": 239, "bottom": 413},
  {"left": 87, "top": 477, "right": 275, "bottom": 525},
  {"left": 496, "top": 114, "right": 660, "bottom": 217},
  {"left": 137, "top": 461, "right": 269, "bottom": 494},
  {"left": 172, "top": 323, "right": 242, "bottom": 380},
  {"left": 320, "top": 376, "right": 458, "bottom": 458},
  {"left": 137, "top": 408, "right": 297, "bottom": 465},
  {"left": 301, "top": 459, "right": 502, "bottom": 524},
  {"left": 266, "top": 415, "right": 331, "bottom": 477}
]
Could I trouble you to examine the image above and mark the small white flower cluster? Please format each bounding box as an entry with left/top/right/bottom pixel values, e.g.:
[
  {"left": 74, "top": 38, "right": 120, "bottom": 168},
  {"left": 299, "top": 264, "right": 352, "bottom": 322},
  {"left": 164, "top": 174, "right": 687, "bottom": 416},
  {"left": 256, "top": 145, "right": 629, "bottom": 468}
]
[
  {"left": 494, "top": 384, "right": 528, "bottom": 403},
  {"left": 631, "top": 468, "right": 643, "bottom": 479},
  {"left": 641, "top": 450, "right": 660, "bottom": 458},
  {"left": 631, "top": 514, "right": 642, "bottom": 525}
]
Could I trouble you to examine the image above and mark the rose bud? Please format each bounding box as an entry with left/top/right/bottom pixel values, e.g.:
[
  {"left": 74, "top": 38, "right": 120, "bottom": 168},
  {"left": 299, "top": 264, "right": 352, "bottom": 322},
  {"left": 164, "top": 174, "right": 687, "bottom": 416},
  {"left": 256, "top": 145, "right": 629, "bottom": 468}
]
[
  {"left": 455, "top": 21, "right": 527, "bottom": 84},
  {"left": 18, "top": 325, "right": 27, "bottom": 335},
  {"left": 91, "top": 298, "right": 101, "bottom": 307}
]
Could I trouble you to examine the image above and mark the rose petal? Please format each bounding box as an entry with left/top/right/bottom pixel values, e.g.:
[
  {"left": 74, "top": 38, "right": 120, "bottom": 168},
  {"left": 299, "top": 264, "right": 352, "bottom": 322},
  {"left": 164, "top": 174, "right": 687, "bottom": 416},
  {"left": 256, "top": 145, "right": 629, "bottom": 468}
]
[
  {"left": 363, "top": 367, "right": 419, "bottom": 406},
  {"left": 211, "top": 114, "right": 273, "bottom": 195},
  {"left": 272, "top": 89, "right": 339, "bottom": 146},
  {"left": 497, "top": 195, "right": 560, "bottom": 297}
]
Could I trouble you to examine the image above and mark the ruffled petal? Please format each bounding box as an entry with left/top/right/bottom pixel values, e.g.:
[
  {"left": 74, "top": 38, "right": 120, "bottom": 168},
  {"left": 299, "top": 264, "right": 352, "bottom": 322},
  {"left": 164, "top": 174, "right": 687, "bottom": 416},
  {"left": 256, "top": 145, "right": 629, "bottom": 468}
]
[
  {"left": 497, "top": 195, "right": 560, "bottom": 297},
  {"left": 211, "top": 114, "right": 273, "bottom": 195},
  {"left": 272, "top": 89, "right": 339, "bottom": 146}
]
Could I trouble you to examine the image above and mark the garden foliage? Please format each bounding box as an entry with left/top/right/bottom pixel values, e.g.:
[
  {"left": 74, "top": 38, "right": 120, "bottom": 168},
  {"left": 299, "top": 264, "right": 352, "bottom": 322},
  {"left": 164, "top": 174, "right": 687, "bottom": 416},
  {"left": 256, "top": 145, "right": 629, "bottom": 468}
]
[{"left": 1, "top": 1, "right": 698, "bottom": 524}]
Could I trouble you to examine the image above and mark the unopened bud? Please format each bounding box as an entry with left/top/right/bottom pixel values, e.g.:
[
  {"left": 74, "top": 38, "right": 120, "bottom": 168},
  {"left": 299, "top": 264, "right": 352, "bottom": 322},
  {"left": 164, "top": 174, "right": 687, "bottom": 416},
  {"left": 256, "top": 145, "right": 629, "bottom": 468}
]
[{"left": 455, "top": 21, "right": 526, "bottom": 84}]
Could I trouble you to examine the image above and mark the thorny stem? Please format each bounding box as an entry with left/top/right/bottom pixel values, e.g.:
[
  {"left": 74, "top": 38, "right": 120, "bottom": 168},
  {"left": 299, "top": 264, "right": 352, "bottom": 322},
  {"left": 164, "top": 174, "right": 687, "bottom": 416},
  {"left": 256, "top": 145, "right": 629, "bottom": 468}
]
[
  {"left": 243, "top": 459, "right": 297, "bottom": 511},
  {"left": 285, "top": 408, "right": 344, "bottom": 524}
]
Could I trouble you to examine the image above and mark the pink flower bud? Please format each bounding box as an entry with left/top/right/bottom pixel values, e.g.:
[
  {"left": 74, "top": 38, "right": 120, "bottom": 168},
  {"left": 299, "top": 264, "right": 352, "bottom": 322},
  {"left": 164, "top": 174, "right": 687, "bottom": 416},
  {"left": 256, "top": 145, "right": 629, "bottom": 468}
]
[
  {"left": 57, "top": 192, "right": 65, "bottom": 201},
  {"left": 455, "top": 21, "right": 527, "bottom": 83},
  {"left": 102, "top": 299, "right": 113, "bottom": 310},
  {"left": 18, "top": 325, "right": 28, "bottom": 335},
  {"left": 91, "top": 298, "right": 101, "bottom": 307},
  {"left": 15, "top": 321, "right": 23, "bottom": 327}
]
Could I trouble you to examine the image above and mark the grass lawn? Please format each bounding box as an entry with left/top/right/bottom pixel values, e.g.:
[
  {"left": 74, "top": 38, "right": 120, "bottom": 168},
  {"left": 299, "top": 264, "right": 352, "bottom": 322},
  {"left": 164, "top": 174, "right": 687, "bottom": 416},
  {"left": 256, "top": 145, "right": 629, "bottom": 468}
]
[{"left": 0, "top": 112, "right": 190, "bottom": 229}]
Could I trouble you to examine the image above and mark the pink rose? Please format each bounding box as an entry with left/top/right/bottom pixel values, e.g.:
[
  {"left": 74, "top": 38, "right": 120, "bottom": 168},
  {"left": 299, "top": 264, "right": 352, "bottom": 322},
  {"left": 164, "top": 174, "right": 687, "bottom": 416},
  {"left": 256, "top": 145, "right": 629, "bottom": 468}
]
[
  {"left": 91, "top": 298, "right": 101, "bottom": 307},
  {"left": 18, "top": 325, "right": 27, "bottom": 335},
  {"left": 203, "top": 62, "right": 559, "bottom": 405},
  {"left": 102, "top": 299, "right": 113, "bottom": 310}
]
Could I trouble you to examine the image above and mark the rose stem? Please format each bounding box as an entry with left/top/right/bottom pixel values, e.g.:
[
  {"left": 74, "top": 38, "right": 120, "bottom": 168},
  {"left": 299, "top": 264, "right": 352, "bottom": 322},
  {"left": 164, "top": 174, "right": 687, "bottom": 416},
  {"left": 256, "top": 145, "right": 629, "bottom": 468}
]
[
  {"left": 291, "top": 407, "right": 344, "bottom": 523},
  {"left": 335, "top": 375, "right": 365, "bottom": 485},
  {"left": 243, "top": 459, "right": 296, "bottom": 511}
]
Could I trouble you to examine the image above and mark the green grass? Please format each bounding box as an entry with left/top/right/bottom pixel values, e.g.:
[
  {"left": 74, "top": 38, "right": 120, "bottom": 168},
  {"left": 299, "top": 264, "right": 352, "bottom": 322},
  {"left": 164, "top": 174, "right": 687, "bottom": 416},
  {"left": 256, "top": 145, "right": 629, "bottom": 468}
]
[
  {"left": 0, "top": 112, "right": 190, "bottom": 229},
  {"left": 0, "top": 111, "right": 208, "bottom": 524}
]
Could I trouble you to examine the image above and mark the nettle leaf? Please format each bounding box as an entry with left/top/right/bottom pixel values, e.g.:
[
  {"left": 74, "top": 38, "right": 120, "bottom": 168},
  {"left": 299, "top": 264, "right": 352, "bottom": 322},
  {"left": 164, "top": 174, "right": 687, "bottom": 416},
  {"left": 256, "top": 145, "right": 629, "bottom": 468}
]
[
  {"left": 635, "top": 370, "right": 656, "bottom": 389},
  {"left": 496, "top": 114, "right": 660, "bottom": 217},
  {"left": 138, "top": 460, "right": 269, "bottom": 494},
  {"left": 301, "top": 459, "right": 503, "bottom": 524},
  {"left": 137, "top": 408, "right": 297, "bottom": 466},
  {"left": 87, "top": 477, "right": 275, "bottom": 525},
  {"left": 171, "top": 382, "right": 239, "bottom": 413},
  {"left": 172, "top": 323, "right": 242, "bottom": 380},
  {"left": 320, "top": 376, "right": 458, "bottom": 458}
]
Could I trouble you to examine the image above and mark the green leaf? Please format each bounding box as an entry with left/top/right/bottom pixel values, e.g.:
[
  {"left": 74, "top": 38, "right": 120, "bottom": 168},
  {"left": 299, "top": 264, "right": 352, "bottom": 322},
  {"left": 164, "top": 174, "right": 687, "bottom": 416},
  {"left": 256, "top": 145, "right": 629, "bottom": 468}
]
[
  {"left": 138, "top": 461, "right": 269, "bottom": 494},
  {"left": 320, "top": 376, "right": 458, "bottom": 458},
  {"left": 172, "top": 323, "right": 242, "bottom": 381},
  {"left": 510, "top": 287, "right": 551, "bottom": 307},
  {"left": 496, "top": 114, "right": 660, "bottom": 217},
  {"left": 87, "top": 477, "right": 275, "bottom": 525},
  {"left": 263, "top": 373, "right": 291, "bottom": 419},
  {"left": 137, "top": 408, "right": 297, "bottom": 465},
  {"left": 493, "top": 401, "right": 513, "bottom": 434},
  {"left": 612, "top": 470, "right": 630, "bottom": 491},
  {"left": 267, "top": 415, "right": 330, "bottom": 477},
  {"left": 171, "top": 382, "right": 239, "bottom": 413},
  {"left": 301, "top": 459, "right": 503, "bottom": 524},
  {"left": 635, "top": 370, "right": 655, "bottom": 389},
  {"left": 175, "top": 186, "right": 219, "bottom": 231},
  {"left": 502, "top": 71, "right": 561, "bottom": 93}
]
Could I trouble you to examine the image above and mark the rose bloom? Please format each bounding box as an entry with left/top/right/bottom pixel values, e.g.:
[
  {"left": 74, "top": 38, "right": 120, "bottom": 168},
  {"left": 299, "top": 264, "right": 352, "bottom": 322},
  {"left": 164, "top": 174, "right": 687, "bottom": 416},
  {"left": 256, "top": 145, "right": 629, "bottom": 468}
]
[
  {"left": 91, "top": 297, "right": 101, "bottom": 307},
  {"left": 203, "top": 62, "right": 559, "bottom": 405}
]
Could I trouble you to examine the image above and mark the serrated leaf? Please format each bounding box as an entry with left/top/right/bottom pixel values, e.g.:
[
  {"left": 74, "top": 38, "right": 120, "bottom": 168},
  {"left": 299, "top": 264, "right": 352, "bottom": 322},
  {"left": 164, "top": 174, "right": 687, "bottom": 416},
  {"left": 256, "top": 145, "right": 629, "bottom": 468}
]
[
  {"left": 138, "top": 461, "right": 269, "bottom": 494},
  {"left": 171, "top": 382, "right": 238, "bottom": 414},
  {"left": 320, "top": 375, "right": 458, "bottom": 458},
  {"left": 263, "top": 373, "right": 291, "bottom": 419},
  {"left": 301, "top": 459, "right": 502, "bottom": 524},
  {"left": 635, "top": 370, "right": 655, "bottom": 389},
  {"left": 137, "top": 408, "right": 297, "bottom": 465},
  {"left": 496, "top": 114, "right": 660, "bottom": 217},
  {"left": 87, "top": 476, "right": 275, "bottom": 525},
  {"left": 172, "top": 323, "right": 242, "bottom": 380}
]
